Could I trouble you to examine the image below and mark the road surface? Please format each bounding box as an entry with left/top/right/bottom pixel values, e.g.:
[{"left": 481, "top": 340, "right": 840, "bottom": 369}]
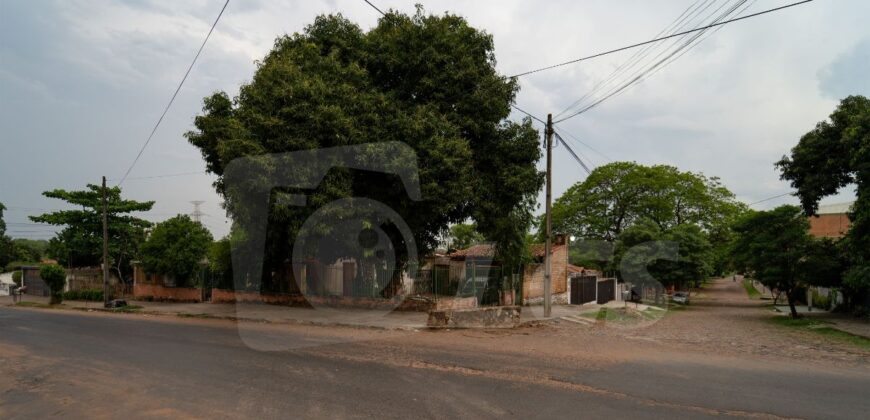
[{"left": 2, "top": 279, "right": 868, "bottom": 419}]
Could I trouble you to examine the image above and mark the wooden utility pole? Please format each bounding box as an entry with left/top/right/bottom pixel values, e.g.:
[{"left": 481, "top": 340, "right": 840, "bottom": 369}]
[
  {"left": 544, "top": 114, "right": 554, "bottom": 318},
  {"left": 101, "top": 176, "right": 110, "bottom": 307}
]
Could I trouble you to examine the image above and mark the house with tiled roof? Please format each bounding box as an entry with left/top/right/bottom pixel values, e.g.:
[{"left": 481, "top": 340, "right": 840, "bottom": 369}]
[{"left": 428, "top": 234, "right": 571, "bottom": 305}]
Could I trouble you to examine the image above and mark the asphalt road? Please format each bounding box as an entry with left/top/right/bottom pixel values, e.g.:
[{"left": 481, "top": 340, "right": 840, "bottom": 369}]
[{"left": 1, "top": 306, "right": 868, "bottom": 419}]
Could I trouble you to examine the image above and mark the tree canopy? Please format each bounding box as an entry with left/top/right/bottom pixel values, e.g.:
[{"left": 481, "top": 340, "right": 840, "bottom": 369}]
[
  {"left": 730, "top": 205, "right": 832, "bottom": 318},
  {"left": 30, "top": 185, "right": 154, "bottom": 280},
  {"left": 447, "top": 223, "right": 485, "bottom": 250},
  {"left": 140, "top": 215, "right": 213, "bottom": 287},
  {"left": 185, "top": 10, "right": 542, "bottom": 289},
  {"left": 550, "top": 162, "right": 744, "bottom": 242},
  {"left": 549, "top": 162, "right": 743, "bottom": 278},
  {"left": 776, "top": 95, "right": 870, "bottom": 309}
]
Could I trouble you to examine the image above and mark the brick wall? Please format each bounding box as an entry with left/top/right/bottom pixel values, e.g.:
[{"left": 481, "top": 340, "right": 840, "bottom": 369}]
[
  {"left": 211, "top": 289, "right": 307, "bottom": 305},
  {"left": 808, "top": 214, "right": 850, "bottom": 238},
  {"left": 133, "top": 283, "right": 202, "bottom": 302},
  {"left": 522, "top": 244, "right": 568, "bottom": 302}
]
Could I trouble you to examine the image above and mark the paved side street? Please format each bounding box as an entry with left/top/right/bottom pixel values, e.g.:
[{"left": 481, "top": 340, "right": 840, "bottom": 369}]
[{"left": 2, "top": 279, "right": 869, "bottom": 419}]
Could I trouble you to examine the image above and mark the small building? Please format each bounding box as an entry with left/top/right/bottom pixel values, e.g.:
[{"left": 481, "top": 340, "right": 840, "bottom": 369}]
[
  {"left": 427, "top": 234, "right": 571, "bottom": 306},
  {"left": 809, "top": 201, "right": 852, "bottom": 239},
  {"left": 0, "top": 272, "right": 14, "bottom": 296}
]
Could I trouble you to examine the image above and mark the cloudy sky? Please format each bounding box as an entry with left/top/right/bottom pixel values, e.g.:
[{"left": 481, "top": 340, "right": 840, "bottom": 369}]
[{"left": 1, "top": 0, "right": 868, "bottom": 240}]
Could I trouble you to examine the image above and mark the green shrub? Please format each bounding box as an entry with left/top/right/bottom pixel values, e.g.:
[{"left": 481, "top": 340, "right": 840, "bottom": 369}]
[
  {"left": 12, "top": 271, "right": 22, "bottom": 286},
  {"left": 39, "top": 264, "right": 66, "bottom": 305},
  {"left": 63, "top": 289, "right": 104, "bottom": 302},
  {"left": 812, "top": 291, "right": 832, "bottom": 311}
]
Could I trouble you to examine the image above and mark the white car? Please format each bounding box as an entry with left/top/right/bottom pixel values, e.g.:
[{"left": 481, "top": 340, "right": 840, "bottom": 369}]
[{"left": 672, "top": 291, "right": 690, "bottom": 304}]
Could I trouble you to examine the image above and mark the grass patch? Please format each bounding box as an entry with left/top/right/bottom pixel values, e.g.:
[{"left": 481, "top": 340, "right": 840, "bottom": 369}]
[
  {"left": 743, "top": 280, "right": 761, "bottom": 299},
  {"left": 770, "top": 316, "right": 870, "bottom": 350},
  {"left": 580, "top": 307, "right": 663, "bottom": 323}
]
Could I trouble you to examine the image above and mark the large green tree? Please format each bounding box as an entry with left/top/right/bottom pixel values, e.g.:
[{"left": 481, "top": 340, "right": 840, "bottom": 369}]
[
  {"left": 611, "top": 219, "right": 711, "bottom": 291},
  {"left": 776, "top": 95, "right": 870, "bottom": 310},
  {"left": 550, "top": 162, "right": 743, "bottom": 276},
  {"left": 11, "top": 239, "right": 48, "bottom": 262},
  {"left": 186, "top": 10, "right": 542, "bottom": 291},
  {"left": 550, "top": 162, "right": 743, "bottom": 241},
  {"left": 30, "top": 185, "right": 154, "bottom": 282},
  {"left": 731, "top": 205, "right": 821, "bottom": 318},
  {"left": 140, "top": 215, "right": 213, "bottom": 287}
]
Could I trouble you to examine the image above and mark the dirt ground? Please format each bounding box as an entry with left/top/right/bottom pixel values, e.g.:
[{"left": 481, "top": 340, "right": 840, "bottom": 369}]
[{"left": 334, "top": 278, "right": 870, "bottom": 370}]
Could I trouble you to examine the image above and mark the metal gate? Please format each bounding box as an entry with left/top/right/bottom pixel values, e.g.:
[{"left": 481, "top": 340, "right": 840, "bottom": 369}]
[
  {"left": 597, "top": 279, "right": 615, "bottom": 304},
  {"left": 570, "top": 276, "right": 596, "bottom": 305}
]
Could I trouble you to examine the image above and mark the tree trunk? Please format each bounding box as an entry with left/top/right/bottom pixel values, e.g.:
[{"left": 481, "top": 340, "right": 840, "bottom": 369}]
[{"left": 786, "top": 290, "right": 800, "bottom": 319}]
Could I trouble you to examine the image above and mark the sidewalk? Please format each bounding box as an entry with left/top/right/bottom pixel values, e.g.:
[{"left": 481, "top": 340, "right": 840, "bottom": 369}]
[
  {"left": 1, "top": 295, "right": 429, "bottom": 330},
  {"left": 2, "top": 295, "right": 641, "bottom": 330},
  {"left": 774, "top": 305, "right": 870, "bottom": 339}
]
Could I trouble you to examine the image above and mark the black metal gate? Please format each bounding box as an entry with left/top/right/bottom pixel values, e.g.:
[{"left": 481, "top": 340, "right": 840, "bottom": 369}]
[
  {"left": 570, "top": 276, "right": 596, "bottom": 305},
  {"left": 597, "top": 279, "right": 615, "bottom": 304}
]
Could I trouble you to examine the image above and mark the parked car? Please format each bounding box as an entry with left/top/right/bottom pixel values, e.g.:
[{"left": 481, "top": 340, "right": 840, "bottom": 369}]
[{"left": 672, "top": 291, "right": 690, "bottom": 304}]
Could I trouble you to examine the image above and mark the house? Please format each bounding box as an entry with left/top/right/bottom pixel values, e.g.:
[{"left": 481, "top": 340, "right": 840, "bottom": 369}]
[
  {"left": 426, "top": 234, "right": 571, "bottom": 306},
  {"left": 808, "top": 201, "right": 852, "bottom": 239},
  {"left": 0, "top": 272, "right": 14, "bottom": 296}
]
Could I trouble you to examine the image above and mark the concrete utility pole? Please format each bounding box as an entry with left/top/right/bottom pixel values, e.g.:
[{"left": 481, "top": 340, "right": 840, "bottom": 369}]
[
  {"left": 101, "top": 176, "right": 110, "bottom": 307},
  {"left": 544, "top": 114, "right": 554, "bottom": 318}
]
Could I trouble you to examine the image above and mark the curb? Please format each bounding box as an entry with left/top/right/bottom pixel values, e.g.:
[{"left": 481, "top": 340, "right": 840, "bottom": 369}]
[{"left": 4, "top": 302, "right": 425, "bottom": 332}]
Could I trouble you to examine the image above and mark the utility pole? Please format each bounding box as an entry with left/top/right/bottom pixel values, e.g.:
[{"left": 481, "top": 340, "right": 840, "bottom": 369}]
[
  {"left": 544, "top": 114, "right": 554, "bottom": 318},
  {"left": 102, "top": 176, "right": 110, "bottom": 308}
]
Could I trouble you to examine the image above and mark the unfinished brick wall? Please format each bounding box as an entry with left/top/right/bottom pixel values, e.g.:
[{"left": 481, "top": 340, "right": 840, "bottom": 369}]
[
  {"left": 134, "top": 283, "right": 202, "bottom": 302},
  {"left": 522, "top": 244, "right": 568, "bottom": 303}
]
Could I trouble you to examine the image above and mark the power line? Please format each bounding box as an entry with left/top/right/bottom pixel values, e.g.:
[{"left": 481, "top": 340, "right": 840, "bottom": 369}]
[
  {"left": 553, "top": 122, "right": 614, "bottom": 163},
  {"left": 509, "top": 0, "right": 814, "bottom": 78},
  {"left": 554, "top": 131, "right": 592, "bottom": 175},
  {"left": 116, "top": 0, "right": 230, "bottom": 186},
  {"left": 554, "top": 0, "right": 711, "bottom": 119},
  {"left": 556, "top": 0, "right": 731, "bottom": 119},
  {"left": 748, "top": 191, "right": 794, "bottom": 206},
  {"left": 109, "top": 171, "right": 208, "bottom": 182},
  {"left": 555, "top": 0, "right": 754, "bottom": 123},
  {"left": 511, "top": 104, "right": 548, "bottom": 124},
  {"left": 363, "top": 0, "right": 386, "bottom": 16},
  {"left": 510, "top": 106, "right": 594, "bottom": 174}
]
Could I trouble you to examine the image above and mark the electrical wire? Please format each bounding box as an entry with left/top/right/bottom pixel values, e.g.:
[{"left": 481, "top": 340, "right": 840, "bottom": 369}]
[
  {"left": 363, "top": 0, "right": 386, "bottom": 16},
  {"left": 554, "top": 0, "right": 712, "bottom": 119},
  {"left": 555, "top": 0, "right": 753, "bottom": 123},
  {"left": 554, "top": 131, "right": 592, "bottom": 175},
  {"left": 748, "top": 191, "right": 794, "bottom": 206},
  {"left": 116, "top": 0, "right": 230, "bottom": 186},
  {"left": 509, "top": 0, "right": 814, "bottom": 78}
]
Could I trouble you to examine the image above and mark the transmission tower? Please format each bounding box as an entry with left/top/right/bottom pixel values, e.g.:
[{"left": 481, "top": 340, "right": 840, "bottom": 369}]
[{"left": 190, "top": 201, "right": 206, "bottom": 223}]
